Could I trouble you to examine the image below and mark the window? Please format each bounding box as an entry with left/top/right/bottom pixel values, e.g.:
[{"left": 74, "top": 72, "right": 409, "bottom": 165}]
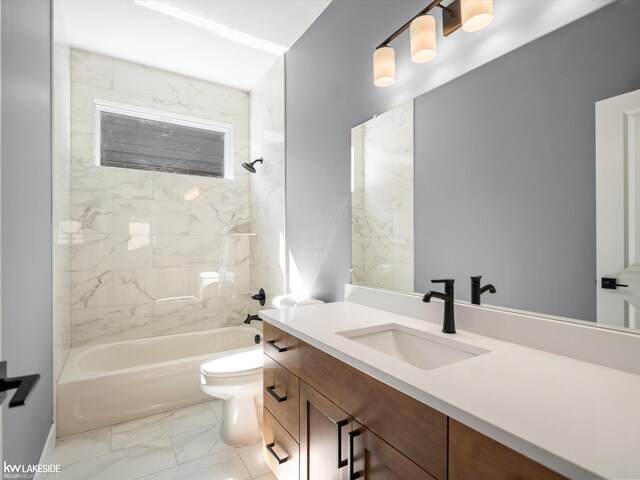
[{"left": 94, "top": 99, "right": 234, "bottom": 179}]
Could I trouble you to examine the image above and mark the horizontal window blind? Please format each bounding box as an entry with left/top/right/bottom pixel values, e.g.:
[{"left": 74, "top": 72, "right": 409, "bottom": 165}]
[{"left": 99, "top": 111, "right": 226, "bottom": 177}]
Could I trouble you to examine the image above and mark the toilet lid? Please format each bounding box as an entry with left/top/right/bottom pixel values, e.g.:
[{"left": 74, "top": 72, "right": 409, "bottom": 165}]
[{"left": 201, "top": 347, "right": 263, "bottom": 377}]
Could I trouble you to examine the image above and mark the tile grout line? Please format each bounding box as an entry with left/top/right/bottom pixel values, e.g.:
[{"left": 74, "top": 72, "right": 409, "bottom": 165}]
[
  {"left": 234, "top": 444, "right": 256, "bottom": 480},
  {"left": 167, "top": 434, "right": 180, "bottom": 468},
  {"left": 110, "top": 403, "right": 221, "bottom": 447}
]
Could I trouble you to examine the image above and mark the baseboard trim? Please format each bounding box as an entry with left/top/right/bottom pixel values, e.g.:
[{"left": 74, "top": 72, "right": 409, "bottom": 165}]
[{"left": 37, "top": 422, "right": 56, "bottom": 465}]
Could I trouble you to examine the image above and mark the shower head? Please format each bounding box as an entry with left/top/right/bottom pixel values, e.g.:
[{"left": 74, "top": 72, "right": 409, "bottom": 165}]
[{"left": 242, "top": 158, "right": 264, "bottom": 173}]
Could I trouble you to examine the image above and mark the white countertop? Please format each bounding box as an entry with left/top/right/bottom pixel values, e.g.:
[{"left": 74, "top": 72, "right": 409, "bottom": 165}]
[{"left": 260, "top": 301, "right": 640, "bottom": 480}]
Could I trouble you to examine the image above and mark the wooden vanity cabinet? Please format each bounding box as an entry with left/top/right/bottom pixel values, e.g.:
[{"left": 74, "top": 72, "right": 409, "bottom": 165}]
[
  {"left": 299, "top": 381, "right": 436, "bottom": 480},
  {"left": 264, "top": 408, "right": 300, "bottom": 479},
  {"left": 264, "top": 322, "right": 301, "bottom": 376},
  {"left": 300, "top": 381, "right": 352, "bottom": 480},
  {"left": 264, "top": 353, "right": 300, "bottom": 442},
  {"left": 263, "top": 323, "right": 301, "bottom": 479},
  {"left": 263, "top": 323, "right": 565, "bottom": 480},
  {"left": 448, "top": 420, "right": 565, "bottom": 480},
  {"left": 299, "top": 341, "right": 448, "bottom": 479},
  {"left": 350, "top": 421, "right": 436, "bottom": 480}
]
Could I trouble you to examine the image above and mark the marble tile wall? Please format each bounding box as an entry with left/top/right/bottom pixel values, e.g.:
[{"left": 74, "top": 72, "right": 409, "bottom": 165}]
[
  {"left": 53, "top": 1, "right": 72, "bottom": 420},
  {"left": 69, "top": 50, "right": 253, "bottom": 347},
  {"left": 351, "top": 101, "right": 414, "bottom": 292},
  {"left": 249, "top": 58, "right": 286, "bottom": 306}
]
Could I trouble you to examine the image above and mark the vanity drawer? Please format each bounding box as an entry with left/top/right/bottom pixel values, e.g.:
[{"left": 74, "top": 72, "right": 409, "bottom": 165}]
[
  {"left": 299, "top": 341, "right": 448, "bottom": 480},
  {"left": 264, "top": 322, "right": 300, "bottom": 376},
  {"left": 264, "top": 353, "right": 300, "bottom": 441},
  {"left": 263, "top": 408, "right": 300, "bottom": 480}
]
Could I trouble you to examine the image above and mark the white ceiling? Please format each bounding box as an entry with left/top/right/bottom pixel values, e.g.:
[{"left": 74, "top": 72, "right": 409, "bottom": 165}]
[
  {"left": 59, "top": 0, "right": 332, "bottom": 91},
  {"left": 59, "top": 0, "right": 614, "bottom": 94}
]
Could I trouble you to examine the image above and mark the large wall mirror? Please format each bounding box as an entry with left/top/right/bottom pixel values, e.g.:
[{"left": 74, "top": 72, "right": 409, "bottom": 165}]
[{"left": 351, "top": 1, "right": 640, "bottom": 333}]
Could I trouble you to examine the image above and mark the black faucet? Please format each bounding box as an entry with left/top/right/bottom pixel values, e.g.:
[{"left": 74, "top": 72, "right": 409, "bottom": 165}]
[
  {"left": 244, "top": 314, "right": 262, "bottom": 325},
  {"left": 470, "top": 276, "right": 496, "bottom": 305},
  {"left": 423, "top": 279, "right": 456, "bottom": 334}
]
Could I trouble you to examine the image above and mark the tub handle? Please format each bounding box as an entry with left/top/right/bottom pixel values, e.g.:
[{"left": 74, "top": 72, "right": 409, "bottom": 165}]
[
  {"left": 266, "top": 385, "right": 287, "bottom": 403},
  {"left": 266, "top": 442, "right": 288, "bottom": 464},
  {"left": 266, "top": 340, "right": 288, "bottom": 353}
]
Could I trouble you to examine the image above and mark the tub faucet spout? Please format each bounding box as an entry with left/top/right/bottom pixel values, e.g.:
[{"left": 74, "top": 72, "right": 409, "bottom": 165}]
[{"left": 244, "top": 314, "right": 262, "bottom": 325}]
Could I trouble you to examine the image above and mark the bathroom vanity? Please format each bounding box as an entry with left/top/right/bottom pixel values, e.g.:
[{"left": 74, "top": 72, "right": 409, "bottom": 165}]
[
  {"left": 260, "top": 287, "right": 640, "bottom": 479},
  {"left": 263, "top": 322, "right": 560, "bottom": 479}
]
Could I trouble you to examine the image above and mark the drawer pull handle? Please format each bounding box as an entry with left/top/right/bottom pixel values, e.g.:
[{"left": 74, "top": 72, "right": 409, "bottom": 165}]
[
  {"left": 266, "top": 385, "right": 287, "bottom": 402},
  {"left": 266, "top": 442, "right": 288, "bottom": 464},
  {"left": 337, "top": 419, "right": 349, "bottom": 468},
  {"left": 266, "top": 340, "right": 288, "bottom": 353},
  {"left": 349, "top": 429, "right": 362, "bottom": 479}
]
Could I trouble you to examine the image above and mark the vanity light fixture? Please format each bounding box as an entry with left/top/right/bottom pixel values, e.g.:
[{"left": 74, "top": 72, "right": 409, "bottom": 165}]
[
  {"left": 410, "top": 15, "right": 437, "bottom": 63},
  {"left": 373, "top": 46, "right": 396, "bottom": 87},
  {"left": 374, "top": 0, "right": 493, "bottom": 87},
  {"left": 461, "top": 0, "right": 494, "bottom": 32}
]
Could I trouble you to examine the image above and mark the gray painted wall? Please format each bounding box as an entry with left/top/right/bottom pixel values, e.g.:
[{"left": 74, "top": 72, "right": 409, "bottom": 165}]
[
  {"left": 1, "top": 0, "right": 53, "bottom": 468},
  {"left": 415, "top": 2, "right": 640, "bottom": 321},
  {"left": 285, "top": 1, "right": 640, "bottom": 321},
  {"left": 286, "top": 0, "right": 426, "bottom": 302}
]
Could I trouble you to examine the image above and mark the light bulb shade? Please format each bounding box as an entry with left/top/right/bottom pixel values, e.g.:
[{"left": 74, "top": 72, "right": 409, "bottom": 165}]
[
  {"left": 373, "top": 46, "right": 395, "bottom": 88},
  {"left": 461, "top": 0, "right": 493, "bottom": 32},
  {"left": 410, "top": 15, "right": 437, "bottom": 63}
]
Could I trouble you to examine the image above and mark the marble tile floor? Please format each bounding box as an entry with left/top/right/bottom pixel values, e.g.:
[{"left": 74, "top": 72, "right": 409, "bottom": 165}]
[{"left": 50, "top": 401, "right": 275, "bottom": 480}]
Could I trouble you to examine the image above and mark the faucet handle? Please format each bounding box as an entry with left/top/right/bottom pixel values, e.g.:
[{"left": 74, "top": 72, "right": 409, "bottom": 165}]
[
  {"left": 431, "top": 279, "right": 455, "bottom": 293},
  {"left": 431, "top": 279, "right": 455, "bottom": 285}
]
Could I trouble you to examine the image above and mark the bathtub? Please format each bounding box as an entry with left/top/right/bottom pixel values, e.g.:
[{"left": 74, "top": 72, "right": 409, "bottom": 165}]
[{"left": 57, "top": 325, "right": 262, "bottom": 437}]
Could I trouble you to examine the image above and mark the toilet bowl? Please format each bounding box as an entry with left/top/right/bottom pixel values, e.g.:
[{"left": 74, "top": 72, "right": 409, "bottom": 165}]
[
  {"left": 199, "top": 295, "right": 323, "bottom": 445},
  {"left": 200, "top": 345, "right": 263, "bottom": 445}
]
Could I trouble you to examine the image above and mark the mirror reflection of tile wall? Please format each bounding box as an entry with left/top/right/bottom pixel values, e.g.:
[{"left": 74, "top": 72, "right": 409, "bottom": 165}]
[{"left": 351, "top": 101, "right": 414, "bottom": 292}]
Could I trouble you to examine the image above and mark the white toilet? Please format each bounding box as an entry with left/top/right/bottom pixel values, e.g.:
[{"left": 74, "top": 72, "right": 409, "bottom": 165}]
[
  {"left": 200, "top": 345, "right": 264, "bottom": 445},
  {"left": 200, "top": 295, "right": 323, "bottom": 445}
]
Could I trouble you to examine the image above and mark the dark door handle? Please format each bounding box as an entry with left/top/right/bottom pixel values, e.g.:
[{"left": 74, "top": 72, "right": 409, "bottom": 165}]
[
  {"left": 337, "top": 419, "right": 349, "bottom": 468},
  {"left": 0, "top": 361, "right": 40, "bottom": 408},
  {"left": 601, "top": 277, "right": 629, "bottom": 289},
  {"left": 349, "top": 429, "right": 362, "bottom": 479},
  {"left": 265, "top": 385, "right": 287, "bottom": 402},
  {"left": 265, "top": 442, "right": 288, "bottom": 464},
  {"left": 266, "top": 340, "right": 288, "bottom": 353}
]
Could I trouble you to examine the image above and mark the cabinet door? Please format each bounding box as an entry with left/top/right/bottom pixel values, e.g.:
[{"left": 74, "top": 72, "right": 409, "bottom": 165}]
[
  {"left": 300, "top": 341, "right": 447, "bottom": 479},
  {"left": 300, "top": 381, "right": 352, "bottom": 480},
  {"left": 448, "top": 420, "right": 565, "bottom": 480},
  {"left": 350, "top": 421, "right": 436, "bottom": 480}
]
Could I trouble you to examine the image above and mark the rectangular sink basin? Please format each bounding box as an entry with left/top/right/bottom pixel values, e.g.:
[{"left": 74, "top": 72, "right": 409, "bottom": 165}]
[{"left": 337, "top": 323, "right": 489, "bottom": 371}]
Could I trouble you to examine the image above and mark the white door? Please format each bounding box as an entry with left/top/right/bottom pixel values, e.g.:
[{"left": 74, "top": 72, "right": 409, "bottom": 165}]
[{"left": 596, "top": 88, "right": 640, "bottom": 329}]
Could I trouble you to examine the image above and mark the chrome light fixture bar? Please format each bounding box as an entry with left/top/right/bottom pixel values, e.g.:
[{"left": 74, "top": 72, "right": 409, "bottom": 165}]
[{"left": 374, "top": 0, "right": 493, "bottom": 87}]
